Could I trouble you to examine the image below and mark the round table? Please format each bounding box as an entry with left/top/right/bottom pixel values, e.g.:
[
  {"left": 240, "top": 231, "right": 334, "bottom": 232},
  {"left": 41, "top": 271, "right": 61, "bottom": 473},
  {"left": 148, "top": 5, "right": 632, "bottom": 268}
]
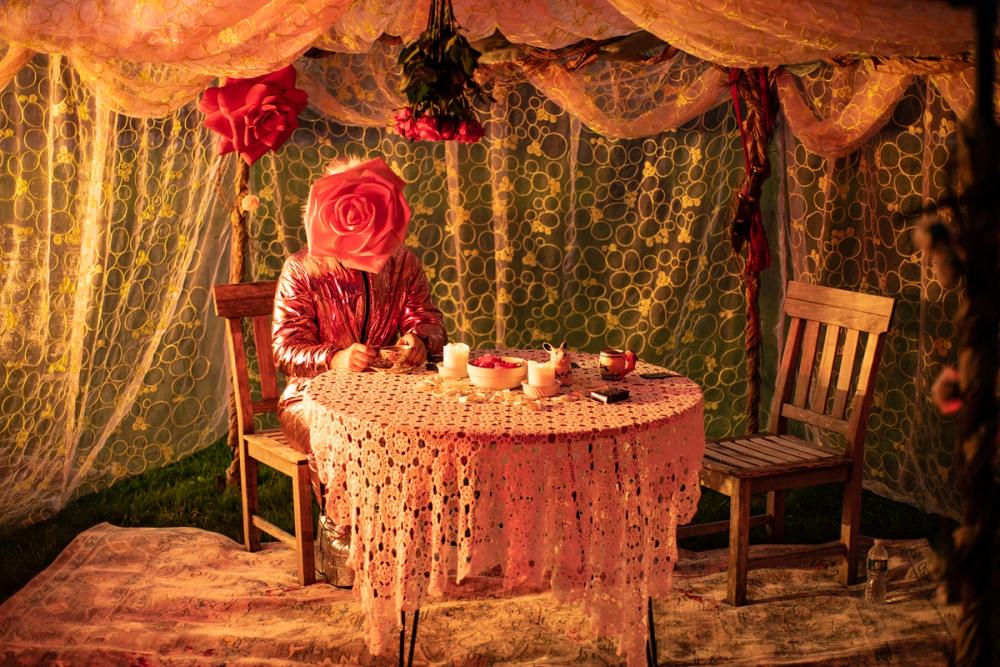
[{"left": 301, "top": 350, "right": 704, "bottom": 666}]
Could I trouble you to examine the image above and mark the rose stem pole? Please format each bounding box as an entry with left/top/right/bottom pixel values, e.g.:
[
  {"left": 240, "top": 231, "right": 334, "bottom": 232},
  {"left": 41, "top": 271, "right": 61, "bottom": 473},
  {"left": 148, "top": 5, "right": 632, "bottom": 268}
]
[
  {"left": 953, "top": 1, "right": 999, "bottom": 664},
  {"left": 731, "top": 69, "right": 773, "bottom": 435},
  {"left": 226, "top": 157, "right": 252, "bottom": 484},
  {"left": 743, "top": 271, "right": 762, "bottom": 434}
]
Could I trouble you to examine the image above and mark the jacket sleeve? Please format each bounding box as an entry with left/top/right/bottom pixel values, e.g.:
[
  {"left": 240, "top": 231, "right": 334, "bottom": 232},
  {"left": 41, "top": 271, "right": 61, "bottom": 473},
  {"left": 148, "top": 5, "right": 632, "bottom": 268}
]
[
  {"left": 398, "top": 251, "right": 447, "bottom": 356},
  {"left": 271, "top": 255, "right": 338, "bottom": 378}
]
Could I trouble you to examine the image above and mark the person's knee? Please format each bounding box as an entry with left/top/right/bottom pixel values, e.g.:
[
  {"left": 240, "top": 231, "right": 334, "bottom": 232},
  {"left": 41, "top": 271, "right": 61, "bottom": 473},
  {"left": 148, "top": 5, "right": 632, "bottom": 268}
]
[{"left": 278, "top": 401, "right": 312, "bottom": 454}]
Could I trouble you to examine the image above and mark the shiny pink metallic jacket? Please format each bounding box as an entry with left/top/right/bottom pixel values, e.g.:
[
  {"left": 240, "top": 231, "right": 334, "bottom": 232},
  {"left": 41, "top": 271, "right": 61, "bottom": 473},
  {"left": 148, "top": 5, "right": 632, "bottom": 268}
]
[{"left": 272, "top": 247, "right": 447, "bottom": 486}]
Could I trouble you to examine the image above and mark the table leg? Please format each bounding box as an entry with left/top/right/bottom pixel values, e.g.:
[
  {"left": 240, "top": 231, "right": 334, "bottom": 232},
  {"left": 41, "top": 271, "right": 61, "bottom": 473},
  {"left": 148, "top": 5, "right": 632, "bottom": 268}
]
[
  {"left": 646, "top": 596, "right": 658, "bottom": 667},
  {"left": 399, "top": 609, "right": 421, "bottom": 667},
  {"left": 407, "top": 609, "right": 420, "bottom": 667}
]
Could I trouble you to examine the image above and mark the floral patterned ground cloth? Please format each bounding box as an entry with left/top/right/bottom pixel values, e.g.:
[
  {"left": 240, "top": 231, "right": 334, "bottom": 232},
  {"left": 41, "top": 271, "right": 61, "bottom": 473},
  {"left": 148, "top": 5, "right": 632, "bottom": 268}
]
[{"left": 0, "top": 524, "right": 956, "bottom": 666}]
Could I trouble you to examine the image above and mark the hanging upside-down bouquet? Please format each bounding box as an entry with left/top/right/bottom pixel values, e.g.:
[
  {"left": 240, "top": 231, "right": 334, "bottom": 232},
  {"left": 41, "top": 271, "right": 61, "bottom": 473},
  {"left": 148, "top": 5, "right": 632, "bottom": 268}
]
[{"left": 394, "top": 0, "right": 488, "bottom": 143}]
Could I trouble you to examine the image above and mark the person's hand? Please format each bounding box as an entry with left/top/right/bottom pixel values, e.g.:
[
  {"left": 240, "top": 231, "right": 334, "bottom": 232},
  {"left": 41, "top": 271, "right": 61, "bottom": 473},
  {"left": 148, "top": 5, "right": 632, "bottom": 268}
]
[
  {"left": 398, "top": 333, "right": 427, "bottom": 365},
  {"left": 331, "top": 343, "right": 377, "bottom": 372}
]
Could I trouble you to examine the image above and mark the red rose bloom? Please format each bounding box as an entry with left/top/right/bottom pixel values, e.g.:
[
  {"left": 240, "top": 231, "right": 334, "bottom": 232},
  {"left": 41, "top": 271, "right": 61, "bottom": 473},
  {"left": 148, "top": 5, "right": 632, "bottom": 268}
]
[
  {"left": 394, "top": 108, "right": 416, "bottom": 138},
  {"left": 456, "top": 118, "right": 484, "bottom": 143},
  {"left": 437, "top": 116, "right": 459, "bottom": 141},
  {"left": 305, "top": 158, "right": 412, "bottom": 274},
  {"left": 392, "top": 108, "right": 484, "bottom": 144},
  {"left": 414, "top": 115, "right": 442, "bottom": 142},
  {"left": 199, "top": 65, "right": 308, "bottom": 165}
]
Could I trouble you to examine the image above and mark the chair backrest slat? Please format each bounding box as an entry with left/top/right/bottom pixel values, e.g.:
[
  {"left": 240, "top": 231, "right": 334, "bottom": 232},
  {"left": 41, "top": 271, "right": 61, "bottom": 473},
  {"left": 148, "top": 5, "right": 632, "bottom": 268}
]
[
  {"left": 810, "top": 324, "right": 840, "bottom": 413},
  {"left": 783, "top": 281, "right": 892, "bottom": 334},
  {"left": 768, "top": 281, "right": 894, "bottom": 453},
  {"left": 844, "top": 331, "right": 886, "bottom": 457},
  {"left": 213, "top": 280, "right": 280, "bottom": 437},
  {"left": 792, "top": 319, "right": 820, "bottom": 408},
  {"left": 767, "top": 316, "right": 803, "bottom": 434},
  {"left": 830, "top": 328, "right": 860, "bottom": 419},
  {"left": 781, "top": 403, "right": 849, "bottom": 435},
  {"left": 214, "top": 281, "right": 278, "bottom": 319},
  {"left": 251, "top": 315, "right": 280, "bottom": 402},
  {"left": 225, "top": 317, "right": 256, "bottom": 437}
]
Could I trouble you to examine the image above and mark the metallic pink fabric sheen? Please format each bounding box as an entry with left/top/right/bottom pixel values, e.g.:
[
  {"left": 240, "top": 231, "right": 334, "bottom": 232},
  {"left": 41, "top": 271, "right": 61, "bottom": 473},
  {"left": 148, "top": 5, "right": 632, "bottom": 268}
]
[{"left": 272, "top": 246, "right": 446, "bottom": 482}]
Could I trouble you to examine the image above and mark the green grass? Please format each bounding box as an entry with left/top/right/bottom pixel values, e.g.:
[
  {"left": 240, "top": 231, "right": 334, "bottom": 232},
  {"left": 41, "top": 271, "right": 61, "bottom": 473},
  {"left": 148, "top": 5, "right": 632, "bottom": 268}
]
[
  {"left": 0, "top": 439, "right": 301, "bottom": 602},
  {"left": 0, "top": 439, "right": 949, "bottom": 602}
]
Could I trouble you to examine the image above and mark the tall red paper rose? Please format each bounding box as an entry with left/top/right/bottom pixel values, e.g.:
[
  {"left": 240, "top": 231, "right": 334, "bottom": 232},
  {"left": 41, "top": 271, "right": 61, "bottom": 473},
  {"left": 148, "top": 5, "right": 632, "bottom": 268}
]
[
  {"left": 199, "top": 65, "right": 308, "bottom": 165},
  {"left": 305, "top": 158, "right": 412, "bottom": 274}
]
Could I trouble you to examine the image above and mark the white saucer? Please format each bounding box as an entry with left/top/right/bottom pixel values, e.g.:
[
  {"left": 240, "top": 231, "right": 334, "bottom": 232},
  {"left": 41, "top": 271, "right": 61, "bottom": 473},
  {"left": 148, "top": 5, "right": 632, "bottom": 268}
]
[
  {"left": 521, "top": 381, "right": 560, "bottom": 398},
  {"left": 437, "top": 362, "right": 468, "bottom": 380}
]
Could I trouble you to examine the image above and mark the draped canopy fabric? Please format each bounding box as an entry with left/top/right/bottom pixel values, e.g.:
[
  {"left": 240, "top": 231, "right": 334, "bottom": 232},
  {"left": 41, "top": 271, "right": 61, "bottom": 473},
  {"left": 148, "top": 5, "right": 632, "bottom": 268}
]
[
  {"left": 602, "top": 0, "right": 974, "bottom": 67},
  {"left": 0, "top": 0, "right": 975, "bottom": 69},
  {"left": 0, "top": 1, "right": 982, "bottom": 528},
  {"left": 0, "top": 0, "right": 983, "bottom": 159}
]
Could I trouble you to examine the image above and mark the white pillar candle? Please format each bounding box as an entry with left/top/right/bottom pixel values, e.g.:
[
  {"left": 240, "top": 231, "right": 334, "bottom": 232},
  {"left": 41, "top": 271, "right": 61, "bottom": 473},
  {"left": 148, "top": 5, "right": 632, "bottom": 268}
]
[
  {"left": 443, "top": 342, "right": 470, "bottom": 369},
  {"left": 528, "top": 360, "right": 555, "bottom": 387}
]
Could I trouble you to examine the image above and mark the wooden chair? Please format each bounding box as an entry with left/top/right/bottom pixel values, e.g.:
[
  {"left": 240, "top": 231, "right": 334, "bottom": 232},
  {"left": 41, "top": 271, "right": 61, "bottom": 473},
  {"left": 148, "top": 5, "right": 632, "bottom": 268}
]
[
  {"left": 213, "top": 280, "right": 316, "bottom": 586},
  {"left": 680, "top": 281, "right": 894, "bottom": 605}
]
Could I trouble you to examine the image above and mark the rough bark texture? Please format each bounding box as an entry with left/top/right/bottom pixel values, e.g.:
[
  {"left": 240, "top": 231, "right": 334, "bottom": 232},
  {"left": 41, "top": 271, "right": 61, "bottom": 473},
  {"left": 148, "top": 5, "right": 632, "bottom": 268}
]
[
  {"left": 730, "top": 68, "right": 774, "bottom": 434},
  {"left": 226, "top": 158, "right": 251, "bottom": 485}
]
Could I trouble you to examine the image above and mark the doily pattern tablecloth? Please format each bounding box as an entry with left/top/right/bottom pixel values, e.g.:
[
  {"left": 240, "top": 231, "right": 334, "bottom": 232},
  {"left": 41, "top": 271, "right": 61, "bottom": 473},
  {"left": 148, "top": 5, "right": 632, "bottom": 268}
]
[{"left": 301, "top": 351, "right": 704, "bottom": 665}]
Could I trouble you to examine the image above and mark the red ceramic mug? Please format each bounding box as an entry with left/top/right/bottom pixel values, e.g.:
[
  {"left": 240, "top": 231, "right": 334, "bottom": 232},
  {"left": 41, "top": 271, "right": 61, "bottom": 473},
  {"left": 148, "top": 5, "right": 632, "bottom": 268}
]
[{"left": 599, "top": 348, "right": 637, "bottom": 381}]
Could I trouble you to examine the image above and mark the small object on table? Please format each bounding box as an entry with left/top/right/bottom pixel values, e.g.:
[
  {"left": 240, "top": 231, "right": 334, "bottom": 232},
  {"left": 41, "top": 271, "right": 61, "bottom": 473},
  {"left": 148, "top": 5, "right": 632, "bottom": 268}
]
[
  {"left": 371, "top": 345, "right": 418, "bottom": 374},
  {"left": 441, "top": 342, "right": 469, "bottom": 376},
  {"left": 543, "top": 341, "right": 573, "bottom": 386},
  {"left": 527, "top": 360, "right": 555, "bottom": 387},
  {"left": 599, "top": 348, "right": 637, "bottom": 381},
  {"left": 467, "top": 354, "right": 527, "bottom": 390},
  {"left": 521, "top": 381, "right": 560, "bottom": 399},
  {"left": 639, "top": 370, "right": 682, "bottom": 379},
  {"left": 590, "top": 385, "right": 630, "bottom": 404},
  {"left": 436, "top": 362, "right": 467, "bottom": 380}
]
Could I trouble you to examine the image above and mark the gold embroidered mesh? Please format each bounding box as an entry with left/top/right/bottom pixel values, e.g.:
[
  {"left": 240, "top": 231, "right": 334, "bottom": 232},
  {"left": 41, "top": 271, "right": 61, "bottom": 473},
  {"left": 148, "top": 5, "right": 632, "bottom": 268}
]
[
  {"left": 0, "top": 47, "right": 971, "bottom": 528},
  {"left": 781, "top": 72, "right": 962, "bottom": 515},
  {"left": 0, "top": 55, "right": 229, "bottom": 526}
]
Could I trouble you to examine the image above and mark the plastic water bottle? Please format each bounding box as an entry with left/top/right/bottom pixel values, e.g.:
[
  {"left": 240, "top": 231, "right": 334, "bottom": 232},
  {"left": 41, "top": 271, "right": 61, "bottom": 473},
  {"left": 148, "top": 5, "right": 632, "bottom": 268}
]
[{"left": 864, "top": 539, "right": 889, "bottom": 603}]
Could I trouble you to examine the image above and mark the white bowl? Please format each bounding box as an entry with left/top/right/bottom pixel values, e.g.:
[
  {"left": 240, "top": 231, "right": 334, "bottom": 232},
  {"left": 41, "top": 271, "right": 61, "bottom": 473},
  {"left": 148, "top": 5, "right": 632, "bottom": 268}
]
[{"left": 467, "top": 356, "right": 528, "bottom": 390}]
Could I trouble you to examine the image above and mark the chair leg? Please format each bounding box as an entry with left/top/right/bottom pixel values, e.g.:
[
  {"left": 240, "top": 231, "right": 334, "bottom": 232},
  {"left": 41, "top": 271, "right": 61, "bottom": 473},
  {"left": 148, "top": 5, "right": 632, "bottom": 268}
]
[
  {"left": 293, "top": 461, "right": 316, "bottom": 586},
  {"left": 839, "top": 464, "right": 864, "bottom": 586},
  {"left": 727, "top": 480, "right": 751, "bottom": 606},
  {"left": 240, "top": 439, "right": 261, "bottom": 552},
  {"left": 766, "top": 491, "right": 785, "bottom": 541}
]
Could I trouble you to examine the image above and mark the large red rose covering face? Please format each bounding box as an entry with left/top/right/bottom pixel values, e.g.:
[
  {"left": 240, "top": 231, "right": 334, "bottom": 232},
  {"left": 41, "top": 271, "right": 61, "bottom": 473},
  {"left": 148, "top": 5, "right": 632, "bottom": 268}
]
[
  {"left": 304, "top": 158, "right": 412, "bottom": 274},
  {"left": 199, "top": 65, "right": 308, "bottom": 165}
]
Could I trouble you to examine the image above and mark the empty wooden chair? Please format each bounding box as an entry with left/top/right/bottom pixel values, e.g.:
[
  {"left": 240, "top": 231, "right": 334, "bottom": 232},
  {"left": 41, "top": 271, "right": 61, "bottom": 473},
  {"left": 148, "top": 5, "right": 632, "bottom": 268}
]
[
  {"left": 681, "top": 281, "right": 894, "bottom": 605},
  {"left": 213, "top": 280, "right": 315, "bottom": 586}
]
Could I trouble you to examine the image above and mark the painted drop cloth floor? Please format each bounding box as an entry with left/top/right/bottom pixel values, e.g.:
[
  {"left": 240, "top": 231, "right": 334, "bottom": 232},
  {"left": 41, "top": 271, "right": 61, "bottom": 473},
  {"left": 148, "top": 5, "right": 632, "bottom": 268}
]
[{"left": 0, "top": 524, "right": 956, "bottom": 665}]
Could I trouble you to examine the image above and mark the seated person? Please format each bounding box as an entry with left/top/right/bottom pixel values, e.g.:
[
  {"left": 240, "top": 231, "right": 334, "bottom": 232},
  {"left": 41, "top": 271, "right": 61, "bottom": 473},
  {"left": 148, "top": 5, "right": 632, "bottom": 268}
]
[{"left": 271, "top": 157, "right": 446, "bottom": 509}]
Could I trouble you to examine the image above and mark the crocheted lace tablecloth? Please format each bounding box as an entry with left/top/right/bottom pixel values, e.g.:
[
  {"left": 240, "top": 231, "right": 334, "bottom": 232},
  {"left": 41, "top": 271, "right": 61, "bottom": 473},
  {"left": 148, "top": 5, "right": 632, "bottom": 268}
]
[{"left": 302, "top": 351, "right": 704, "bottom": 666}]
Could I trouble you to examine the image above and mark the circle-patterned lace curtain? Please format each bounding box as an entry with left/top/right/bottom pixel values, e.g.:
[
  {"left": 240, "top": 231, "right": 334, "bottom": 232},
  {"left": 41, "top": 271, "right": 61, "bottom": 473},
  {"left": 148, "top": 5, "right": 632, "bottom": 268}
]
[{"left": 0, "top": 49, "right": 965, "bottom": 529}]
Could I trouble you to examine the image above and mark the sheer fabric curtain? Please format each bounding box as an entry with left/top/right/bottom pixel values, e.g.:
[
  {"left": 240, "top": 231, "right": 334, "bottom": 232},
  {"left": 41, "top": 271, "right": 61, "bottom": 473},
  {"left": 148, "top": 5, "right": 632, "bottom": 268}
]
[
  {"left": 0, "top": 0, "right": 984, "bottom": 527},
  {"left": 0, "top": 54, "right": 230, "bottom": 527},
  {"left": 781, "top": 75, "right": 963, "bottom": 516}
]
